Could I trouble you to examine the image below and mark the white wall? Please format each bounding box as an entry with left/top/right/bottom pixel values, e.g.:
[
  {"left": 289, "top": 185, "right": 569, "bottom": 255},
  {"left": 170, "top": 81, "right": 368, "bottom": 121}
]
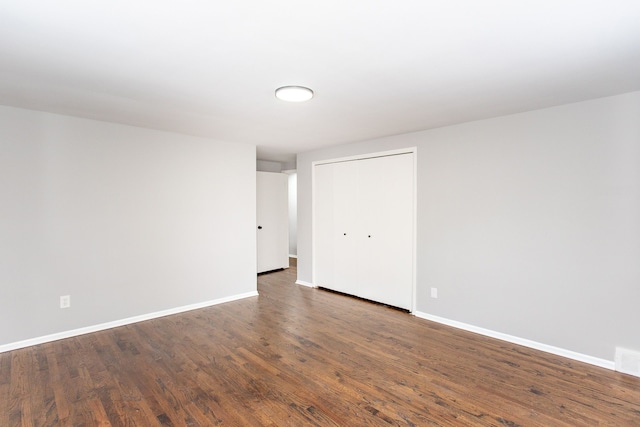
[
  {"left": 297, "top": 91, "right": 640, "bottom": 362},
  {"left": 256, "top": 160, "right": 282, "bottom": 172},
  {"left": 288, "top": 173, "right": 297, "bottom": 256},
  {"left": 0, "top": 105, "right": 257, "bottom": 347}
]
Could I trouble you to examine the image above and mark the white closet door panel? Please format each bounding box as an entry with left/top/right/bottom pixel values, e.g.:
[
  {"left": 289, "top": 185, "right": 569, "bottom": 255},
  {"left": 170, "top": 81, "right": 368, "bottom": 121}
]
[
  {"left": 257, "top": 172, "right": 289, "bottom": 273},
  {"left": 313, "top": 151, "right": 414, "bottom": 310},
  {"left": 357, "top": 154, "right": 414, "bottom": 309},
  {"left": 331, "top": 161, "right": 359, "bottom": 294},
  {"left": 314, "top": 163, "right": 335, "bottom": 287}
]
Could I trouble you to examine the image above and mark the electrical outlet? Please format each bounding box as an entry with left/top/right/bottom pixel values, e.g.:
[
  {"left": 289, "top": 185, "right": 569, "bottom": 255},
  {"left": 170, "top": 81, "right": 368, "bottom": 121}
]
[
  {"left": 430, "top": 288, "right": 438, "bottom": 299},
  {"left": 60, "top": 295, "right": 71, "bottom": 308}
]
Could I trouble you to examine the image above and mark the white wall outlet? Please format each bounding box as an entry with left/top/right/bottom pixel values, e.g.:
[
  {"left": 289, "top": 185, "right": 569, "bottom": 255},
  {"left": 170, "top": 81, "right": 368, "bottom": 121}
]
[
  {"left": 430, "top": 288, "right": 438, "bottom": 298},
  {"left": 60, "top": 295, "right": 71, "bottom": 308}
]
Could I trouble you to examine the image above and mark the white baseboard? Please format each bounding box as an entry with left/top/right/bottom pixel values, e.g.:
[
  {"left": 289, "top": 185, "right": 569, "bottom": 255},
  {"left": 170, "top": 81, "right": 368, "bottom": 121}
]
[
  {"left": 0, "top": 291, "right": 259, "bottom": 354},
  {"left": 295, "top": 279, "right": 316, "bottom": 288},
  {"left": 288, "top": 254, "right": 298, "bottom": 259},
  {"left": 413, "top": 311, "right": 614, "bottom": 371}
]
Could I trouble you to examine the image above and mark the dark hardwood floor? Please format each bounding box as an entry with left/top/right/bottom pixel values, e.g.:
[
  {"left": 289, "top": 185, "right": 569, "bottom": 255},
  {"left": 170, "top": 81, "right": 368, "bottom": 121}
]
[{"left": 2, "top": 262, "right": 640, "bottom": 426}]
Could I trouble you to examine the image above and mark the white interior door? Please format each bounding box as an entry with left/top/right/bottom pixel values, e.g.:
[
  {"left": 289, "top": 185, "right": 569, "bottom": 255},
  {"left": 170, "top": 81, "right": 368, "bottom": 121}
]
[{"left": 257, "top": 171, "right": 289, "bottom": 273}]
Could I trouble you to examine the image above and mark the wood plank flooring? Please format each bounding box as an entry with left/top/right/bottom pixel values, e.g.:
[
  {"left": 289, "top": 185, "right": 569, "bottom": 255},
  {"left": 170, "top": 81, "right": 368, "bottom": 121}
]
[{"left": 2, "top": 263, "right": 640, "bottom": 426}]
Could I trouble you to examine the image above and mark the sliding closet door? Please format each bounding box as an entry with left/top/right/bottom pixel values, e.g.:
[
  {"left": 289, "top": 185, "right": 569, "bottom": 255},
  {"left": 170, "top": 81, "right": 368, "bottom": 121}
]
[
  {"left": 331, "top": 161, "right": 359, "bottom": 294},
  {"left": 314, "top": 151, "right": 414, "bottom": 310},
  {"left": 314, "top": 161, "right": 358, "bottom": 294},
  {"left": 357, "top": 153, "right": 413, "bottom": 309},
  {"left": 314, "top": 163, "right": 335, "bottom": 288}
]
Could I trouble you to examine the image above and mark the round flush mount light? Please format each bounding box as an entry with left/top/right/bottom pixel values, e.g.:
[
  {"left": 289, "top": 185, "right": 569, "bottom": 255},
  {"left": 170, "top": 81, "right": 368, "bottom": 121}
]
[{"left": 275, "top": 86, "right": 314, "bottom": 102}]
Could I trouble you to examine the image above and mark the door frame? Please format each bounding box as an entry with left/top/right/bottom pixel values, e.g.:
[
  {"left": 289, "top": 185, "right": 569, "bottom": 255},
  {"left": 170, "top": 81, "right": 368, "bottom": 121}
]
[{"left": 311, "top": 147, "right": 418, "bottom": 313}]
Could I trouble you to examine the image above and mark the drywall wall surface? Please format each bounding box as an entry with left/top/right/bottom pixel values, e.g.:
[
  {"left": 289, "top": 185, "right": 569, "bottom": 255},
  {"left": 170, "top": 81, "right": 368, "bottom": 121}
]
[
  {"left": 282, "top": 160, "right": 297, "bottom": 171},
  {"left": 0, "top": 105, "right": 257, "bottom": 346},
  {"left": 297, "top": 91, "right": 640, "bottom": 361},
  {"left": 257, "top": 160, "right": 282, "bottom": 172}
]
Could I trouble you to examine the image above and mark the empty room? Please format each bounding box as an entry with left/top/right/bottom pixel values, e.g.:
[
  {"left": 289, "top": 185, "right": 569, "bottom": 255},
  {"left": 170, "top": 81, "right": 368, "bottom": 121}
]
[{"left": 2, "top": 1, "right": 640, "bottom": 426}]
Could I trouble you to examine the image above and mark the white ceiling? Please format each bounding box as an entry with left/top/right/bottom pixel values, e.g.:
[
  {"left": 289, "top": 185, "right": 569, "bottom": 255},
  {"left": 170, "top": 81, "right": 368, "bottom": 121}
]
[{"left": 2, "top": 1, "right": 640, "bottom": 163}]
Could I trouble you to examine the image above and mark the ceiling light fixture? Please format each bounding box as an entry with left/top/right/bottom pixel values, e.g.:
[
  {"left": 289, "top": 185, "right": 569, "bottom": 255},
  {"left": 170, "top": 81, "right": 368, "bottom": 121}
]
[{"left": 275, "top": 86, "right": 314, "bottom": 102}]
